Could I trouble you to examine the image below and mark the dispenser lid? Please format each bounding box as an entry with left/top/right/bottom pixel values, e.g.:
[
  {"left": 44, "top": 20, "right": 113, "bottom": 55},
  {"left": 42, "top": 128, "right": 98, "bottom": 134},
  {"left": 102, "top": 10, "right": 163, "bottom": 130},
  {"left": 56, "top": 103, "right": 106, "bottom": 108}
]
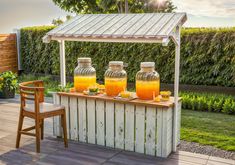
[
  {"left": 109, "top": 61, "right": 123, "bottom": 66},
  {"left": 141, "top": 62, "right": 155, "bottom": 68},
  {"left": 77, "top": 57, "right": 91, "bottom": 63}
]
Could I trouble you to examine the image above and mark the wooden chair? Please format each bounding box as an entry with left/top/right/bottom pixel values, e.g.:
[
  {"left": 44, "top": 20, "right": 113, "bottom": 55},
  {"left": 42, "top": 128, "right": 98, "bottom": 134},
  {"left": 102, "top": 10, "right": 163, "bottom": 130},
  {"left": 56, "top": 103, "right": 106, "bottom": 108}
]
[{"left": 16, "top": 80, "right": 68, "bottom": 153}]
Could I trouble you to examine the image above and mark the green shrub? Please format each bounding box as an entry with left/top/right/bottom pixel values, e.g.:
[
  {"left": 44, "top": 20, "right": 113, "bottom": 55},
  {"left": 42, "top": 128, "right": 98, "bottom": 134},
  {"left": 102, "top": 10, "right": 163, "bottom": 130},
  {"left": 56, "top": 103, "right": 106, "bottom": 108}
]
[
  {"left": 180, "top": 92, "right": 235, "bottom": 115},
  {"left": 20, "top": 26, "right": 235, "bottom": 87}
]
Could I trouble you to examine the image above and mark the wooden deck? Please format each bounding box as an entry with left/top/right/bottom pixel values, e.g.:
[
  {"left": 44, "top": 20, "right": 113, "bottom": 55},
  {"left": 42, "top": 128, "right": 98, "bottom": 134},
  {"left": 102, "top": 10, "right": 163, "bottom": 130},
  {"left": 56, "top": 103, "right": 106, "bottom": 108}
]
[{"left": 0, "top": 98, "right": 234, "bottom": 165}]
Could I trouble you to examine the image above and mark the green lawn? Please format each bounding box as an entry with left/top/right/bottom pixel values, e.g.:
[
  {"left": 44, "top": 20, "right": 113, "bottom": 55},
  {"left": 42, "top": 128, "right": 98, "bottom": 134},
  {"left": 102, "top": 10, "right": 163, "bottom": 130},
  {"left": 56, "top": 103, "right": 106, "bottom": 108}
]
[{"left": 181, "top": 109, "right": 235, "bottom": 151}]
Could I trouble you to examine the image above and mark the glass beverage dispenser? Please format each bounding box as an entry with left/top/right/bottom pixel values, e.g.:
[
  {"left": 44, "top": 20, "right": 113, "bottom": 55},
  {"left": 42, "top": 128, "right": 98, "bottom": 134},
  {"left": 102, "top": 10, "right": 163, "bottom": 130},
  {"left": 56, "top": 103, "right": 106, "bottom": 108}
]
[
  {"left": 74, "top": 57, "right": 96, "bottom": 92},
  {"left": 104, "top": 61, "right": 127, "bottom": 96},
  {"left": 136, "top": 62, "right": 160, "bottom": 100}
]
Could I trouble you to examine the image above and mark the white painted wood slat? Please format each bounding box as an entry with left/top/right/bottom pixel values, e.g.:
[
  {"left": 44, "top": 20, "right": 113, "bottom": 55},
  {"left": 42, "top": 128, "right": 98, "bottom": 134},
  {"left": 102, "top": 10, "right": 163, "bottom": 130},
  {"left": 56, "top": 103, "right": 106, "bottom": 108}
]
[
  {"left": 115, "top": 103, "right": 125, "bottom": 149},
  {"left": 61, "top": 95, "right": 70, "bottom": 139},
  {"left": 156, "top": 108, "right": 163, "bottom": 157},
  {"left": 69, "top": 97, "right": 78, "bottom": 140},
  {"left": 146, "top": 107, "right": 156, "bottom": 156},
  {"left": 123, "top": 14, "right": 154, "bottom": 37},
  {"left": 125, "top": 104, "right": 135, "bottom": 151},
  {"left": 105, "top": 101, "right": 115, "bottom": 147},
  {"left": 96, "top": 100, "right": 105, "bottom": 145},
  {"left": 78, "top": 97, "right": 87, "bottom": 142},
  {"left": 87, "top": 99, "right": 96, "bottom": 144},
  {"left": 53, "top": 93, "right": 61, "bottom": 137},
  {"left": 135, "top": 105, "right": 145, "bottom": 153}
]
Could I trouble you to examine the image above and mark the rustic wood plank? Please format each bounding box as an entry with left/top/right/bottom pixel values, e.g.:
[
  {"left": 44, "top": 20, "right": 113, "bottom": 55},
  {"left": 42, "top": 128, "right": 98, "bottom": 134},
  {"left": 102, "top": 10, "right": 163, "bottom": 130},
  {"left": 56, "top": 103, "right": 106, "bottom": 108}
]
[
  {"left": 78, "top": 97, "right": 87, "bottom": 142},
  {"left": 146, "top": 107, "right": 156, "bottom": 156},
  {"left": 69, "top": 97, "right": 78, "bottom": 140},
  {"left": 53, "top": 93, "right": 61, "bottom": 136},
  {"left": 105, "top": 101, "right": 115, "bottom": 147},
  {"left": 125, "top": 104, "right": 135, "bottom": 151},
  {"left": 135, "top": 105, "right": 145, "bottom": 153},
  {"left": 96, "top": 100, "right": 105, "bottom": 146},
  {"left": 87, "top": 99, "right": 96, "bottom": 144},
  {"left": 61, "top": 95, "right": 70, "bottom": 139},
  {"left": 156, "top": 108, "right": 163, "bottom": 157},
  {"left": 115, "top": 103, "right": 125, "bottom": 149}
]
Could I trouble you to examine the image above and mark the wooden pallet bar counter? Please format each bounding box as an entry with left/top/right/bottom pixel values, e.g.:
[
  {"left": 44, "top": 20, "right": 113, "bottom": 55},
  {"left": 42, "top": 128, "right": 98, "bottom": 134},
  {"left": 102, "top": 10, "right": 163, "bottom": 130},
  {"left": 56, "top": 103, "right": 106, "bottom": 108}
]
[
  {"left": 43, "top": 13, "right": 187, "bottom": 158},
  {"left": 52, "top": 92, "right": 181, "bottom": 157}
]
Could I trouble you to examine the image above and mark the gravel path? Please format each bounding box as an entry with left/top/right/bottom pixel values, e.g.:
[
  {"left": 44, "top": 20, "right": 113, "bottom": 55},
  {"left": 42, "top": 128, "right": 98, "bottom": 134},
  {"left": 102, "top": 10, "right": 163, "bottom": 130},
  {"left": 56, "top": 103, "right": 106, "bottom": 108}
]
[{"left": 178, "top": 140, "right": 235, "bottom": 160}]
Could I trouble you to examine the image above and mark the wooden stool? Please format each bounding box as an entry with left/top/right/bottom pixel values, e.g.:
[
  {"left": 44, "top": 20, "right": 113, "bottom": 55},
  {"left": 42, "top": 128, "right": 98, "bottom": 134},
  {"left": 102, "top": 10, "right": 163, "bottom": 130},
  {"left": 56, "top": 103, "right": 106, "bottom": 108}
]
[{"left": 16, "top": 80, "right": 68, "bottom": 153}]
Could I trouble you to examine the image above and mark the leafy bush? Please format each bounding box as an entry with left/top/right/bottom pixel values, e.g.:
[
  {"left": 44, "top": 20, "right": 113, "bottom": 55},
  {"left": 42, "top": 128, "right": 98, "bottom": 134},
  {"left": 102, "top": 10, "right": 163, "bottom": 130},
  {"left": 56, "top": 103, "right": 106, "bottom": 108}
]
[
  {"left": 0, "top": 71, "right": 18, "bottom": 91},
  {"left": 20, "top": 26, "right": 235, "bottom": 87},
  {"left": 180, "top": 92, "right": 235, "bottom": 115}
]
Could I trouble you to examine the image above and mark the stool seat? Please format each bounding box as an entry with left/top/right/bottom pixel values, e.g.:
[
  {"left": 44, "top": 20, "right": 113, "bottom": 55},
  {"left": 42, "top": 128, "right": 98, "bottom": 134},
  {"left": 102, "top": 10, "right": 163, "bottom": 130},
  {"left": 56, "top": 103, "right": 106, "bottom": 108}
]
[
  {"left": 24, "top": 102, "right": 65, "bottom": 113},
  {"left": 16, "top": 80, "right": 68, "bottom": 153}
]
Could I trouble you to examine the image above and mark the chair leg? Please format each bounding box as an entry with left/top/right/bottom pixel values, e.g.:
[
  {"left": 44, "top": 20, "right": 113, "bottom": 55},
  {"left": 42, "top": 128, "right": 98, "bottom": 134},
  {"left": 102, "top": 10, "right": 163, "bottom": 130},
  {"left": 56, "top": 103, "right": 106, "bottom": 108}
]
[
  {"left": 35, "top": 118, "right": 41, "bottom": 153},
  {"left": 41, "top": 119, "right": 44, "bottom": 140},
  {"left": 16, "top": 111, "right": 24, "bottom": 148},
  {"left": 61, "top": 113, "right": 68, "bottom": 148}
]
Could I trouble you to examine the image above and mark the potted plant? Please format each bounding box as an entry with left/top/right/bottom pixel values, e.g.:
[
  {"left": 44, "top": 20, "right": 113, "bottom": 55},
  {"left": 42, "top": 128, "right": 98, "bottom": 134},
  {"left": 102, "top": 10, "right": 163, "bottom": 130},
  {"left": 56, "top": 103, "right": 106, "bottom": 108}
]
[{"left": 0, "top": 71, "right": 18, "bottom": 98}]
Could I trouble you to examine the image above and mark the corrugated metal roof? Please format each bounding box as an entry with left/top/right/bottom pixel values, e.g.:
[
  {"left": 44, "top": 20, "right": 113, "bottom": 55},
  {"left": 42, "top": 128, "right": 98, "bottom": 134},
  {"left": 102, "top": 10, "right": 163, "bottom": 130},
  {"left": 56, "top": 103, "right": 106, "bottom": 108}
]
[{"left": 43, "top": 13, "right": 187, "bottom": 43}]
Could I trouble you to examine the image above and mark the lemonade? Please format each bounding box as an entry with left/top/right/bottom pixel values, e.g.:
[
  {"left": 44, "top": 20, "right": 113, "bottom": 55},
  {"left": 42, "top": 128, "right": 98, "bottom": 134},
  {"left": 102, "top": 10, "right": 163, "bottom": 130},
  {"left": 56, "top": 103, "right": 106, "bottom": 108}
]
[
  {"left": 136, "top": 80, "right": 160, "bottom": 100},
  {"left": 74, "top": 76, "right": 96, "bottom": 92},
  {"left": 105, "top": 78, "right": 127, "bottom": 96}
]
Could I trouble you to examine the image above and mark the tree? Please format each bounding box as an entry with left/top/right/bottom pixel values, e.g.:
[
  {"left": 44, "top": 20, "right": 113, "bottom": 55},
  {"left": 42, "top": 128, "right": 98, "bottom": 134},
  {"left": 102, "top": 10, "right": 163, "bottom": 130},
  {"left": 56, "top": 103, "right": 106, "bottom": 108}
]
[
  {"left": 52, "top": 0, "right": 176, "bottom": 14},
  {"left": 52, "top": 15, "right": 74, "bottom": 26}
]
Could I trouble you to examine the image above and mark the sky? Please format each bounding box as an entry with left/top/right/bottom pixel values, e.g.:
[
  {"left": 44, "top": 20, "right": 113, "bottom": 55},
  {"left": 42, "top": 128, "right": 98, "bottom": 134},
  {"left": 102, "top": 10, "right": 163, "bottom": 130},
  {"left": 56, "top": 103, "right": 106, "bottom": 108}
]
[{"left": 0, "top": 0, "right": 235, "bottom": 33}]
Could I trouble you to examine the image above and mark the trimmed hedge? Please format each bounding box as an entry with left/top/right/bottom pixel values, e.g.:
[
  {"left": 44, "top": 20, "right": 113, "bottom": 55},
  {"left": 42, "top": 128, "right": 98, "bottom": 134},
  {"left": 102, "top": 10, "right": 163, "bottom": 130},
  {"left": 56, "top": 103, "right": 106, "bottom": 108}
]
[
  {"left": 20, "top": 26, "right": 235, "bottom": 87},
  {"left": 181, "top": 92, "right": 235, "bottom": 115}
]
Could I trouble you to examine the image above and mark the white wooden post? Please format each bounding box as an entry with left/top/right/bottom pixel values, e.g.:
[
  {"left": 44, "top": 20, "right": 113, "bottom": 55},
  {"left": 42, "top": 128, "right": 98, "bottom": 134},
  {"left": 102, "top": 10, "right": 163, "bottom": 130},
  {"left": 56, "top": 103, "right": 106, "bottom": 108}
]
[
  {"left": 59, "top": 40, "right": 66, "bottom": 87},
  {"left": 173, "top": 25, "right": 181, "bottom": 152}
]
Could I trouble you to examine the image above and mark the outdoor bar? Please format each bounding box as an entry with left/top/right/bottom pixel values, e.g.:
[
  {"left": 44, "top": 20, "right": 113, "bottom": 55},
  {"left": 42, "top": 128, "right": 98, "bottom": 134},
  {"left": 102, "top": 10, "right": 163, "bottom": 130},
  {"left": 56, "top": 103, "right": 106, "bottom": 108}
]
[{"left": 43, "top": 13, "right": 187, "bottom": 158}]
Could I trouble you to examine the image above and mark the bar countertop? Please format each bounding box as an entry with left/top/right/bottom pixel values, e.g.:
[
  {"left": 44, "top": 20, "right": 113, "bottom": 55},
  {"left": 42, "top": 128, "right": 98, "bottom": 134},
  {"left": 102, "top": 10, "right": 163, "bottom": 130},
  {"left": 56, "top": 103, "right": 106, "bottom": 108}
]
[{"left": 57, "top": 92, "right": 182, "bottom": 108}]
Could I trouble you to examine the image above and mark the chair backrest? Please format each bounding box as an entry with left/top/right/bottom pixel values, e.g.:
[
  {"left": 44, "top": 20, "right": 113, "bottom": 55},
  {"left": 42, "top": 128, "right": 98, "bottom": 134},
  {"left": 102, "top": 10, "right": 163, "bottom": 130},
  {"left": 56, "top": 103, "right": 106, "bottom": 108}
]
[{"left": 19, "top": 80, "right": 44, "bottom": 114}]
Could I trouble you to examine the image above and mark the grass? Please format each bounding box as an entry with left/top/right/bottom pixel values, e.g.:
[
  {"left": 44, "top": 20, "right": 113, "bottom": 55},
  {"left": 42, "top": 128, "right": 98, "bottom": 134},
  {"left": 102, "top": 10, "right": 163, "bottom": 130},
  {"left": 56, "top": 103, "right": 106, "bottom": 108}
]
[{"left": 181, "top": 109, "right": 235, "bottom": 151}]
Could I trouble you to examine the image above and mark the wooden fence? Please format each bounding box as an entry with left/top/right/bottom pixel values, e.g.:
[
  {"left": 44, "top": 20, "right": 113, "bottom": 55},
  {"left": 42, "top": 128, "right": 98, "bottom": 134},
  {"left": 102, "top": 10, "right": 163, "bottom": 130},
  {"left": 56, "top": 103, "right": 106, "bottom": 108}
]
[{"left": 0, "top": 34, "right": 18, "bottom": 73}]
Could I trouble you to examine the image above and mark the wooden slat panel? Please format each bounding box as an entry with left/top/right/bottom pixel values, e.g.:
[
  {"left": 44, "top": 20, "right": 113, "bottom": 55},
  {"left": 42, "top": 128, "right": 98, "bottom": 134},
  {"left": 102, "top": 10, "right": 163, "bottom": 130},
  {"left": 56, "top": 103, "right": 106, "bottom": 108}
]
[
  {"left": 83, "top": 15, "right": 117, "bottom": 36},
  {"left": 125, "top": 104, "right": 134, "bottom": 151},
  {"left": 105, "top": 101, "right": 114, "bottom": 147},
  {"left": 102, "top": 14, "right": 136, "bottom": 36},
  {"left": 156, "top": 108, "right": 163, "bottom": 157},
  {"left": 115, "top": 103, "right": 125, "bottom": 149},
  {"left": 96, "top": 100, "right": 105, "bottom": 146},
  {"left": 158, "top": 13, "right": 184, "bottom": 36},
  {"left": 69, "top": 97, "right": 78, "bottom": 140},
  {"left": 87, "top": 99, "right": 96, "bottom": 144},
  {"left": 177, "top": 101, "right": 182, "bottom": 145},
  {"left": 135, "top": 105, "right": 145, "bottom": 153},
  {"left": 161, "top": 108, "right": 170, "bottom": 158},
  {"left": 146, "top": 107, "right": 157, "bottom": 156},
  {"left": 61, "top": 96, "right": 70, "bottom": 139},
  {"left": 112, "top": 14, "right": 144, "bottom": 37},
  {"left": 134, "top": 14, "right": 164, "bottom": 37},
  {"left": 123, "top": 14, "right": 154, "bottom": 37},
  {"left": 78, "top": 97, "right": 87, "bottom": 142},
  {"left": 53, "top": 93, "right": 61, "bottom": 136},
  {"left": 48, "top": 16, "right": 82, "bottom": 35},
  {"left": 145, "top": 13, "right": 174, "bottom": 37},
  {"left": 0, "top": 34, "right": 18, "bottom": 73},
  {"left": 73, "top": 15, "right": 105, "bottom": 36}
]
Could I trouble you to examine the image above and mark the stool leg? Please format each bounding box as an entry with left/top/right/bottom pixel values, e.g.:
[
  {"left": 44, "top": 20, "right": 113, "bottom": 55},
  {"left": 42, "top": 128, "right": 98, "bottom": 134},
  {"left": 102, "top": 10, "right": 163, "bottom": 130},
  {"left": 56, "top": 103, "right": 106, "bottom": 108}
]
[
  {"left": 35, "top": 118, "right": 41, "bottom": 153},
  {"left": 16, "top": 110, "right": 24, "bottom": 148},
  {"left": 41, "top": 119, "right": 44, "bottom": 140},
  {"left": 61, "top": 113, "right": 68, "bottom": 148}
]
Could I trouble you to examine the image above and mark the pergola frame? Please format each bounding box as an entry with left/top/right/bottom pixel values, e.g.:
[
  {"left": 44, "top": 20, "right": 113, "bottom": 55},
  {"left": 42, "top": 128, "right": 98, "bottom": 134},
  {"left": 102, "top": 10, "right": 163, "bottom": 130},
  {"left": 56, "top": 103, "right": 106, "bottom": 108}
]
[{"left": 43, "top": 13, "right": 186, "bottom": 152}]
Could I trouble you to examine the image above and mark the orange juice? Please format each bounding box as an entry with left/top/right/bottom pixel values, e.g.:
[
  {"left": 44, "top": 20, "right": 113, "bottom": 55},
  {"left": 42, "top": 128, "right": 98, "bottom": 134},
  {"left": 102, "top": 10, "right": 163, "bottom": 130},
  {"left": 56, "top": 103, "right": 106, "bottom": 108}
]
[
  {"left": 136, "top": 80, "right": 160, "bottom": 100},
  {"left": 105, "top": 78, "right": 127, "bottom": 96},
  {"left": 74, "top": 76, "right": 96, "bottom": 92}
]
